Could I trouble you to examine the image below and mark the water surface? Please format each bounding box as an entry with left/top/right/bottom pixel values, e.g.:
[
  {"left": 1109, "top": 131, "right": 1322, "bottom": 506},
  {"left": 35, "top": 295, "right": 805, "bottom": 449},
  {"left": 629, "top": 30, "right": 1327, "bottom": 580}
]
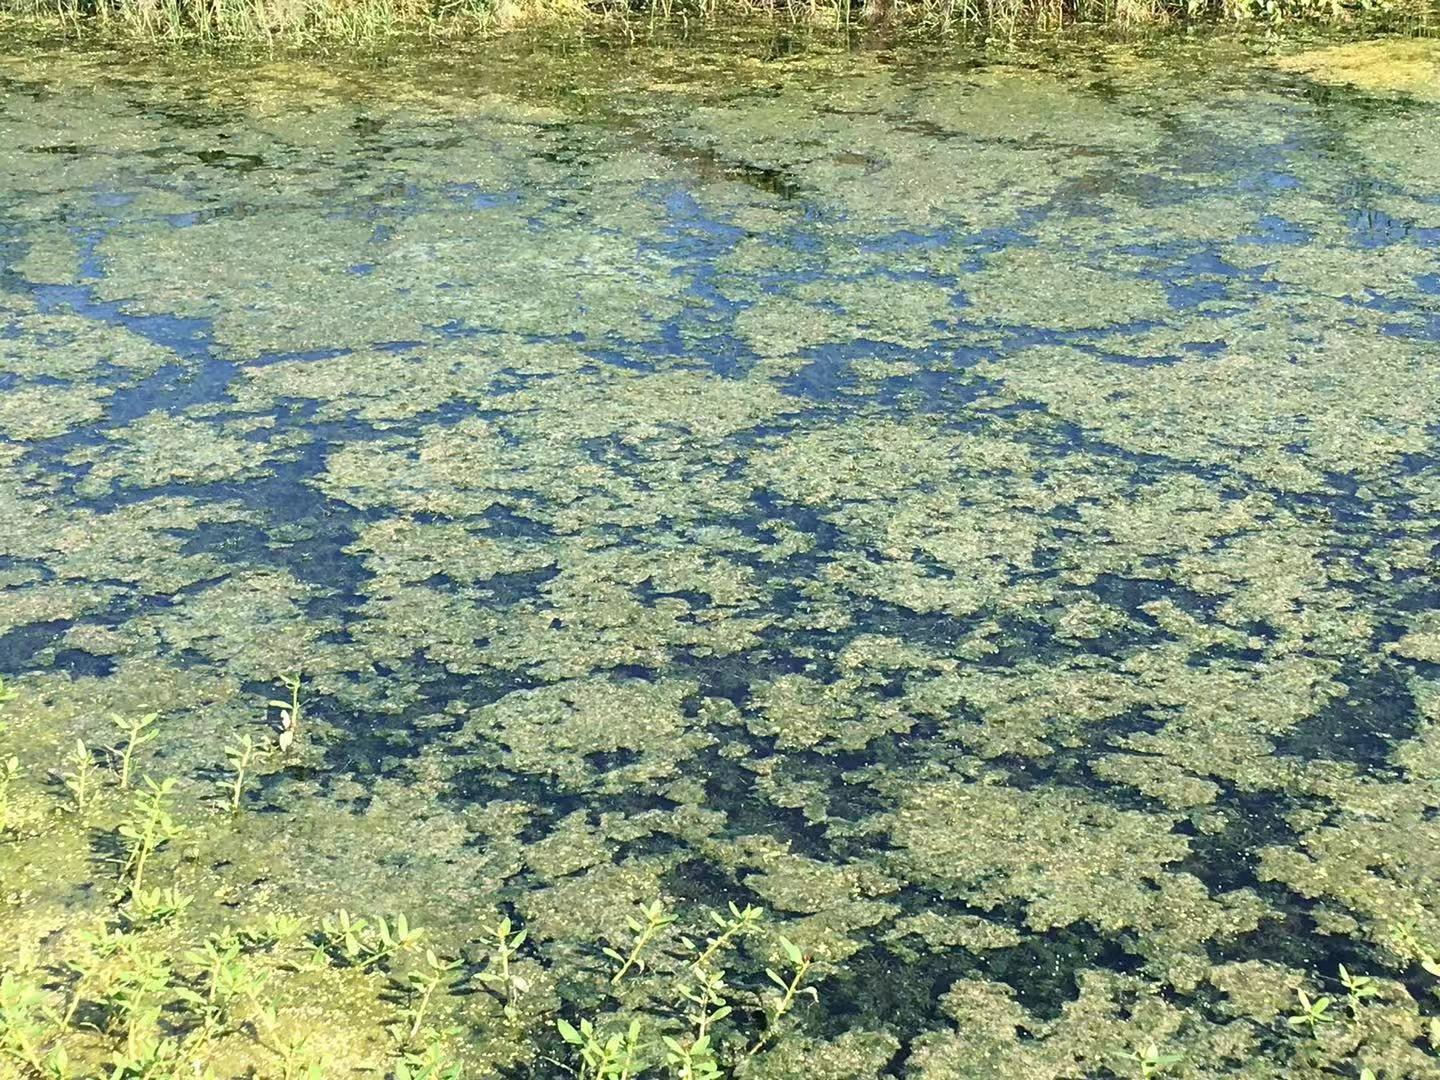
[{"left": 3, "top": 31, "right": 1440, "bottom": 1077}]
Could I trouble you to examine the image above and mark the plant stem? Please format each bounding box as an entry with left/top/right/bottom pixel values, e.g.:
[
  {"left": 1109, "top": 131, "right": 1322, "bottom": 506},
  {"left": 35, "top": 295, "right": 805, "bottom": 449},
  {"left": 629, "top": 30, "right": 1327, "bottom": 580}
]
[
  {"left": 611, "top": 925, "right": 656, "bottom": 986},
  {"left": 408, "top": 978, "right": 436, "bottom": 1043},
  {"left": 119, "top": 730, "right": 134, "bottom": 790},
  {"left": 693, "top": 924, "right": 741, "bottom": 972},
  {"left": 748, "top": 957, "right": 811, "bottom": 1056}
]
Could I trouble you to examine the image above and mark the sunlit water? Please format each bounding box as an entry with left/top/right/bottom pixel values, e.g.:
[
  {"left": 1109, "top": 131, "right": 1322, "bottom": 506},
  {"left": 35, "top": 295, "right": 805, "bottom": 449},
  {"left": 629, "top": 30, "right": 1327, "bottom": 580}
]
[{"left": 3, "top": 30, "right": 1440, "bottom": 1077}]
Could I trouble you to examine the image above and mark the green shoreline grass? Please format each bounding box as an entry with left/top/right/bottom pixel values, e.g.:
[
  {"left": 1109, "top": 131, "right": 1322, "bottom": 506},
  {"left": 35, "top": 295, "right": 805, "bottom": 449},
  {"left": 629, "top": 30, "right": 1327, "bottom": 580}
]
[{"left": 0, "top": 0, "right": 1433, "bottom": 47}]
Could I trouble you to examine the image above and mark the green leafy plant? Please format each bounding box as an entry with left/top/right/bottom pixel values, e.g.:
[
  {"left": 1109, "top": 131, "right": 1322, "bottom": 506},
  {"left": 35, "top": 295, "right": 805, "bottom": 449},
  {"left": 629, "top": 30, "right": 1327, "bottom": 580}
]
[
  {"left": 396, "top": 949, "right": 462, "bottom": 1047},
  {"left": 221, "top": 732, "right": 259, "bottom": 813},
  {"left": 273, "top": 1031, "right": 322, "bottom": 1080},
  {"left": 1124, "top": 1042, "right": 1182, "bottom": 1079},
  {"left": 109, "top": 712, "right": 160, "bottom": 791},
  {"left": 108, "top": 1026, "right": 183, "bottom": 1080},
  {"left": 61, "top": 924, "right": 126, "bottom": 1029},
  {"left": 748, "top": 935, "right": 815, "bottom": 1056},
  {"left": 321, "top": 909, "right": 423, "bottom": 970},
  {"left": 1338, "top": 964, "right": 1380, "bottom": 1015},
  {"left": 476, "top": 916, "right": 530, "bottom": 1020},
  {"left": 242, "top": 912, "right": 308, "bottom": 952},
  {"left": 676, "top": 966, "right": 731, "bottom": 1048},
  {"left": 684, "top": 901, "right": 762, "bottom": 973},
  {"left": 116, "top": 777, "right": 184, "bottom": 896},
  {"left": 666, "top": 966, "right": 731, "bottom": 1080},
  {"left": 0, "top": 968, "right": 54, "bottom": 1074},
  {"left": 1391, "top": 923, "right": 1440, "bottom": 979},
  {"left": 320, "top": 908, "right": 371, "bottom": 961},
  {"left": 555, "top": 1017, "right": 641, "bottom": 1080},
  {"left": 270, "top": 673, "right": 304, "bottom": 754},
  {"left": 124, "top": 885, "right": 195, "bottom": 926},
  {"left": 103, "top": 937, "right": 175, "bottom": 1073},
  {"left": 59, "top": 739, "right": 101, "bottom": 813},
  {"left": 662, "top": 1031, "right": 721, "bottom": 1080},
  {"left": 1287, "top": 987, "right": 1336, "bottom": 1036},
  {"left": 605, "top": 900, "right": 675, "bottom": 985},
  {"left": 180, "top": 930, "right": 270, "bottom": 1044}
]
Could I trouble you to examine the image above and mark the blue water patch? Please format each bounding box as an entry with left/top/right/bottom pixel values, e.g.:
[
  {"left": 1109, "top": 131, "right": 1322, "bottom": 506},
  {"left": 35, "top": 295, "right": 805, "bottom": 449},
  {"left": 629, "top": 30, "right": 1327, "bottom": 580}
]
[{"left": 1236, "top": 213, "right": 1314, "bottom": 246}]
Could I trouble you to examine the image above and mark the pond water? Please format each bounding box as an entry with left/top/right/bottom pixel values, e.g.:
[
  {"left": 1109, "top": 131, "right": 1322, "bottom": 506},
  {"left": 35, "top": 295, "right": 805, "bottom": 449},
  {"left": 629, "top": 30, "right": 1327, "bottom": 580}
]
[{"left": 3, "top": 29, "right": 1440, "bottom": 1078}]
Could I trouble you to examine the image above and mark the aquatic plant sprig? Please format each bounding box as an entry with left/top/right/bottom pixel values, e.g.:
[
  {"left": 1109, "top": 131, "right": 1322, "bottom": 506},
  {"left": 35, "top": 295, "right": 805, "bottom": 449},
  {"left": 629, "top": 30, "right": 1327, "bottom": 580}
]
[
  {"left": 606, "top": 900, "right": 676, "bottom": 986},
  {"left": 554, "top": 1016, "right": 641, "bottom": 1080},
  {"left": 1287, "top": 987, "right": 1336, "bottom": 1036},
  {"left": 0, "top": 966, "right": 55, "bottom": 1075},
  {"left": 61, "top": 923, "right": 126, "bottom": 1030},
  {"left": 393, "top": 1037, "right": 463, "bottom": 1080},
  {"left": 477, "top": 916, "right": 531, "bottom": 1019},
  {"left": 102, "top": 935, "right": 177, "bottom": 1074},
  {"left": 109, "top": 712, "right": 160, "bottom": 791},
  {"left": 1390, "top": 923, "right": 1440, "bottom": 979},
  {"left": 1337, "top": 965, "right": 1380, "bottom": 1016},
  {"left": 667, "top": 967, "right": 730, "bottom": 1080},
  {"left": 684, "top": 902, "right": 763, "bottom": 973},
  {"left": 124, "top": 884, "right": 195, "bottom": 926},
  {"left": 676, "top": 966, "right": 731, "bottom": 1047},
  {"left": 257, "top": 1022, "right": 322, "bottom": 1080},
  {"left": 747, "top": 935, "right": 816, "bottom": 1057},
  {"left": 662, "top": 1029, "right": 722, "bottom": 1080},
  {"left": 116, "top": 777, "right": 184, "bottom": 896},
  {"left": 241, "top": 912, "right": 309, "bottom": 953},
  {"left": 270, "top": 673, "right": 304, "bottom": 754},
  {"left": 395, "top": 949, "right": 462, "bottom": 1047},
  {"left": 57, "top": 739, "right": 101, "bottom": 814},
  {"left": 320, "top": 909, "right": 424, "bottom": 970},
  {"left": 1121, "top": 1042, "right": 1182, "bottom": 1079},
  {"left": 221, "top": 733, "right": 260, "bottom": 813},
  {"left": 181, "top": 929, "right": 271, "bottom": 1043}
]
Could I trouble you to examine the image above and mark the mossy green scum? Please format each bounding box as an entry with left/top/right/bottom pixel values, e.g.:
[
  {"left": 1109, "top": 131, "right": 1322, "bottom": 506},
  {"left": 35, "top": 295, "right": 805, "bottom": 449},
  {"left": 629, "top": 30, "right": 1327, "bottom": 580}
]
[{"left": 4, "top": 27, "right": 1440, "bottom": 1080}]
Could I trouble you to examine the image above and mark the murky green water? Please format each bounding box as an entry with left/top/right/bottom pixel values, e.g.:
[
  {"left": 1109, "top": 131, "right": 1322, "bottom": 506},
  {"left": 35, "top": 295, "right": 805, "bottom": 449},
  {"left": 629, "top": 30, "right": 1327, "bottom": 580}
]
[{"left": 4, "top": 30, "right": 1440, "bottom": 1078}]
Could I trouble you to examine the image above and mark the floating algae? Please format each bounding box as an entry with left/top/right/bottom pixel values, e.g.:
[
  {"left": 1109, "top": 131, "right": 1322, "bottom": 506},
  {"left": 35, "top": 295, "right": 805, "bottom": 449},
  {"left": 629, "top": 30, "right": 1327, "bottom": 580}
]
[{"left": 3, "top": 30, "right": 1440, "bottom": 1080}]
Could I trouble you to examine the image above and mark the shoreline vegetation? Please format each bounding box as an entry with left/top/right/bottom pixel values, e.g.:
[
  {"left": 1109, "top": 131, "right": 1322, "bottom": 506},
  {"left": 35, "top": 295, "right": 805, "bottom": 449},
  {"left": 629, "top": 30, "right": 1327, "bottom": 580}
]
[{"left": 0, "top": 0, "right": 1434, "bottom": 47}]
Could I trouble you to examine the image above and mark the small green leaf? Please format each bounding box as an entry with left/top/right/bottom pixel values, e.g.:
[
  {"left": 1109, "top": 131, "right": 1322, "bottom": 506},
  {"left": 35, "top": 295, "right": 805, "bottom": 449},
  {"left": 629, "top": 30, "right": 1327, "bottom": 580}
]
[{"left": 778, "top": 935, "right": 803, "bottom": 965}]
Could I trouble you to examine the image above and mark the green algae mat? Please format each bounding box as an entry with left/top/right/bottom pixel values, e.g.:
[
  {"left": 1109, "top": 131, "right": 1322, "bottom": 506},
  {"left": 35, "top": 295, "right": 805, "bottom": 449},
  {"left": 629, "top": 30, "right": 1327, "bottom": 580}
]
[{"left": 3, "top": 30, "right": 1440, "bottom": 1080}]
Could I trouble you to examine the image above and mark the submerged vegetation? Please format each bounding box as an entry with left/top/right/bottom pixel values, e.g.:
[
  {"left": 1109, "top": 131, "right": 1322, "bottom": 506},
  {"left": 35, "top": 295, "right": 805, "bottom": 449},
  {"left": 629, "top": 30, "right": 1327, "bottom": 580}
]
[
  {"left": 0, "top": 688, "right": 825, "bottom": 1080},
  {"left": 4, "top": 24, "right": 1440, "bottom": 1080},
  {"left": 3, "top": 687, "right": 1440, "bottom": 1078}
]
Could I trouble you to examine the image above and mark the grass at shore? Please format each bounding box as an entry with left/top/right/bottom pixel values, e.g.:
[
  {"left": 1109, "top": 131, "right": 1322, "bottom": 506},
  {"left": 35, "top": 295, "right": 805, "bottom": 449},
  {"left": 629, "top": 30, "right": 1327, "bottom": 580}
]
[{"left": 0, "top": 0, "right": 1433, "bottom": 46}]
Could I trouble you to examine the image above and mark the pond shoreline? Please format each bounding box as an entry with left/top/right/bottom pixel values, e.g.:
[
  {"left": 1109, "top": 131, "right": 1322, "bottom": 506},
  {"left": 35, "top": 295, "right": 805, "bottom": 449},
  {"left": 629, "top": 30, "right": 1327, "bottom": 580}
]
[{"left": 0, "top": 0, "right": 1435, "bottom": 48}]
